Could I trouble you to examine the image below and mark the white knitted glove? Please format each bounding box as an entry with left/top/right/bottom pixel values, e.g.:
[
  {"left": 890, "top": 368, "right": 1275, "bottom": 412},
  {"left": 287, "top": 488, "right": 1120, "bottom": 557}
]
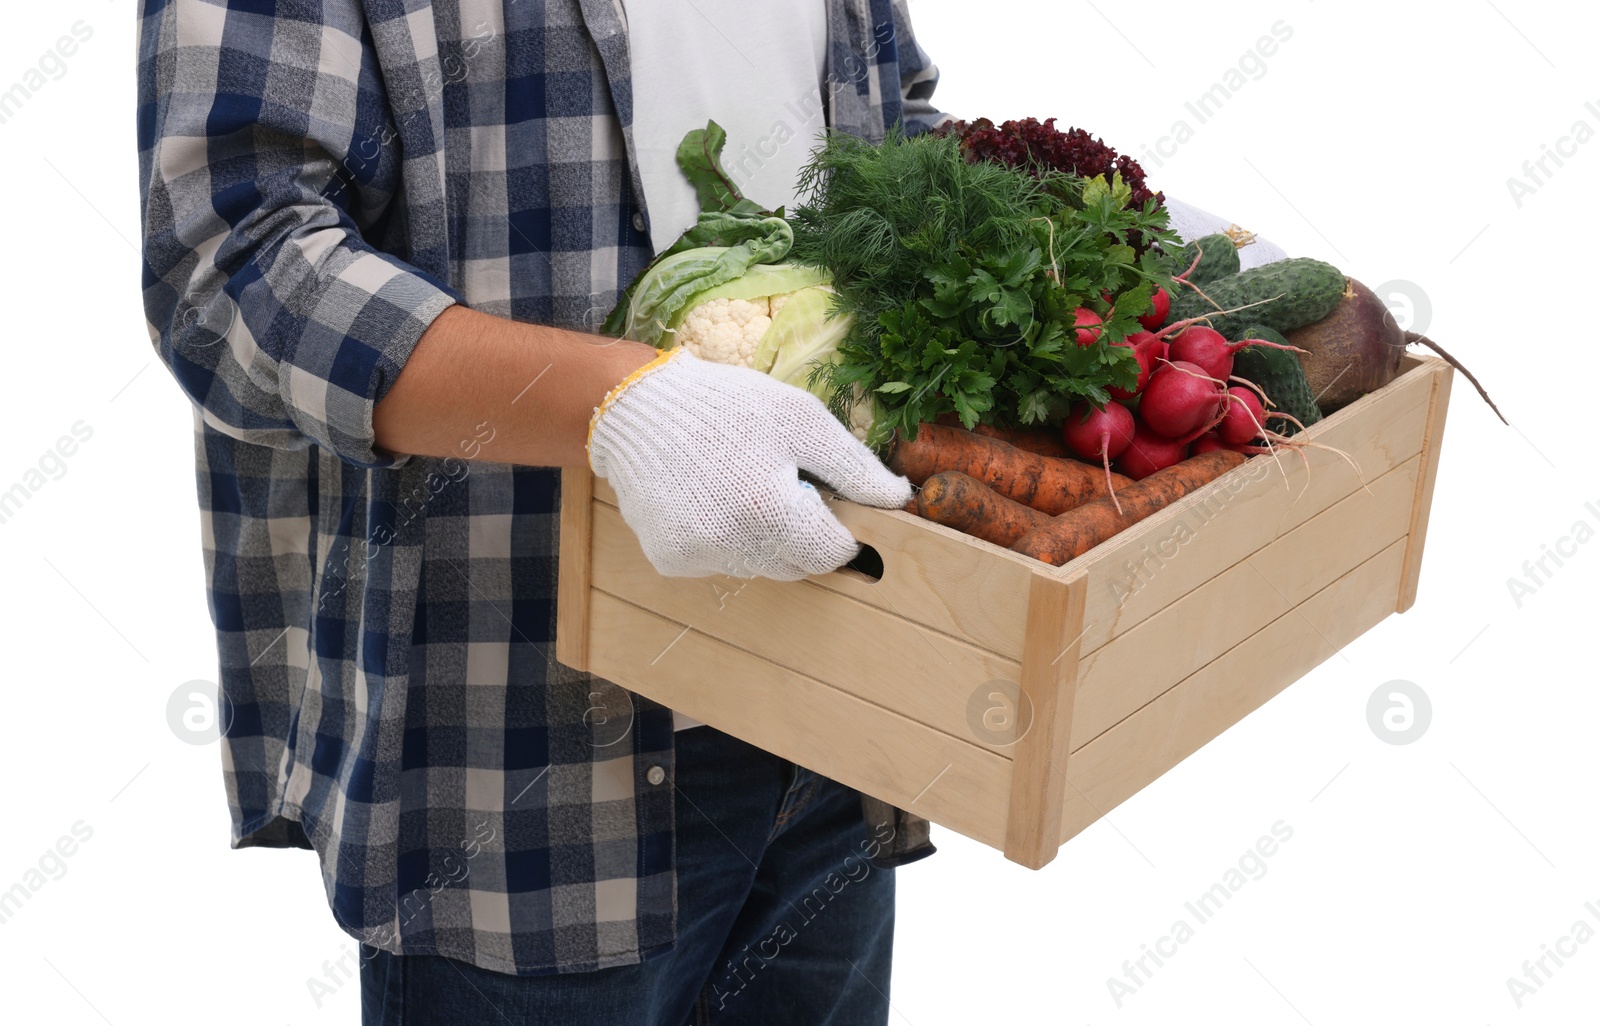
[
  {"left": 588, "top": 348, "right": 912, "bottom": 580},
  {"left": 1163, "top": 195, "right": 1289, "bottom": 270}
]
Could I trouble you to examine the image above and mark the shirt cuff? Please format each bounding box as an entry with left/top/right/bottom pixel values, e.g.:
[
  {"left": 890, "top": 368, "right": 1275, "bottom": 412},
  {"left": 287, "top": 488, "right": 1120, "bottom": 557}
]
[{"left": 279, "top": 248, "right": 461, "bottom": 470}]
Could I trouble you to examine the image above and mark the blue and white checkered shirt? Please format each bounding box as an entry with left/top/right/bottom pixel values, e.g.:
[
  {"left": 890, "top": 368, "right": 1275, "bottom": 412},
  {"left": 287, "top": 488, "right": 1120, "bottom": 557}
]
[{"left": 137, "top": 0, "right": 944, "bottom": 975}]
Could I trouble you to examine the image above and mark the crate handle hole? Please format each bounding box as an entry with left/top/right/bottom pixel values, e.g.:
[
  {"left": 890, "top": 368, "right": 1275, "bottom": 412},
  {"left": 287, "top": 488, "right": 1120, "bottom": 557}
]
[{"left": 837, "top": 544, "right": 884, "bottom": 584}]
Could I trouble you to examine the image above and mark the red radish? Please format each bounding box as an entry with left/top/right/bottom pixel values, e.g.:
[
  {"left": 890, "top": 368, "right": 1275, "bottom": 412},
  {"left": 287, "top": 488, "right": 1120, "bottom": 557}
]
[
  {"left": 1138, "top": 286, "right": 1172, "bottom": 331},
  {"left": 1062, "top": 402, "right": 1135, "bottom": 462},
  {"left": 1062, "top": 401, "right": 1136, "bottom": 512},
  {"left": 1116, "top": 421, "right": 1189, "bottom": 481},
  {"left": 1129, "top": 330, "right": 1167, "bottom": 365},
  {"left": 1108, "top": 340, "right": 1156, "bottom": 400},
  {"left": 1139, "top": 361, "right": 1226, "bottom": 440},
  {"left": 1168, "top": 326, "right": 1306, "bottom": 381},
  {"left": 1072, "top": 307, "right": 1102, "bottom": 347},
  {"left": 1218, "top": 386, "right": 1267, "bottom": 446},
  {"left": 1167, "top": 326, "right": 1238, "bottom": 380}
]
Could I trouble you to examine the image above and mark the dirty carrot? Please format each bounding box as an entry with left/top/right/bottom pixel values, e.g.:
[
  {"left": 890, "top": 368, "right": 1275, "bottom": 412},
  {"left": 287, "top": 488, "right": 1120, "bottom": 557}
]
[
  {"left": 890, "top": 423, "right": 1133, "bottom": 516},
  {"left": 915, "top": 471, "right": 1053, "bottom": 548},
  {"left": 1011, "top": 450, "right": 1247, "bottom": 565}
]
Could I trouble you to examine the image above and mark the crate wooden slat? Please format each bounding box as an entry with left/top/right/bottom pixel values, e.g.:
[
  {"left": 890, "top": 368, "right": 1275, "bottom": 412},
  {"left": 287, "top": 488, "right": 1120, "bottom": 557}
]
[
  {"left": 1398, "top": 354, "right": 1454, "bottom": 612},
  {"left": 1059, "top": 538, "right": 1408, "bottom": 842},
  {"left": 1006, "top": 571, "right": 1086, "bottom": 868},
  {"left": 587, "top": 589, "right": 1017, "bottom": 848},
  {"left": 555, "top": 465, "right": 596, "bottom": 671},
  {"left": 1070, "top": 453, "right": 1421, "bottom": 746},
  {"left": 558, "top": 354, "right": 1454, "bottom": 868},
  {"left": 589, "top": 501, "right": 1027, "bottom": 753}
]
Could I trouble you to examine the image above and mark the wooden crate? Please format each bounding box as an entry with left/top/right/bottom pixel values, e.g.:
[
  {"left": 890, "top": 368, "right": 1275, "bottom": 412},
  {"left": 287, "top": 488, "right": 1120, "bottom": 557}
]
[{"left": 557, "top": 354, "right": 1453, "bottom": 869}]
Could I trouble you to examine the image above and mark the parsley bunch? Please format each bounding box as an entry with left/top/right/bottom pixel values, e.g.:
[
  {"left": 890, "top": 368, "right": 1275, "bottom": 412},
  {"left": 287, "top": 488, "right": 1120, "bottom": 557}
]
[{"left": 789, "top": 129, "right": 1180, "bottom": 445}]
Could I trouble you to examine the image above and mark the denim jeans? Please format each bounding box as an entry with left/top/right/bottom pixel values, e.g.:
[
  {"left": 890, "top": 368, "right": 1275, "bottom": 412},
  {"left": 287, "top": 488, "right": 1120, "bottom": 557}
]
[{"left": 360, "top": 725, "right": 897, "bottom": 1025}]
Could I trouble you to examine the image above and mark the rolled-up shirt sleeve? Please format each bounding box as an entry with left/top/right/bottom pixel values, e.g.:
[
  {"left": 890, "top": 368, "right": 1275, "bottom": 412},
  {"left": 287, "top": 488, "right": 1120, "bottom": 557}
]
[{"left": 137, "top": 0, "right": 458, "bottom": 469}]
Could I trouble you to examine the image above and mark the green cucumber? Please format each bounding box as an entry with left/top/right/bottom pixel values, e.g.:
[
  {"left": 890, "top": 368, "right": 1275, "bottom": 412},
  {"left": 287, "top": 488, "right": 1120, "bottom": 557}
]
[
  {"left": 1169, "top": 257, "right": 1346, "bottom": 338},
  {"left": 1233, "top": 325, "right": 1323, "bottom": 437},
  {"left": 1177, "top": 233, "right": 1240, "bottom": 284}
]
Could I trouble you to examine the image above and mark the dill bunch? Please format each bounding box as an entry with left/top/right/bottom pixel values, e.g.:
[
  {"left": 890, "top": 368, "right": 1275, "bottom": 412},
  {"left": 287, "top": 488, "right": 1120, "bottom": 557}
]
[{"left": 791, "top": 129, "right": 1053, "bottom": 323}]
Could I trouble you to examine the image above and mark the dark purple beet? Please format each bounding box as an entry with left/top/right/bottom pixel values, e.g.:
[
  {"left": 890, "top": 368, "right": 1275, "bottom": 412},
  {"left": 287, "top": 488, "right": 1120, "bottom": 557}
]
[{"left": 1287, "top": 278, "right": 1407, "bottom": 411}]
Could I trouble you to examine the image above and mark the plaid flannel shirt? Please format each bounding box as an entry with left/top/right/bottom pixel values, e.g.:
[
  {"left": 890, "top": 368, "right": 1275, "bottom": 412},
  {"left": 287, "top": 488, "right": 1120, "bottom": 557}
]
[{"left": 138, "top": 0, "right": 945, "bottom": 975}]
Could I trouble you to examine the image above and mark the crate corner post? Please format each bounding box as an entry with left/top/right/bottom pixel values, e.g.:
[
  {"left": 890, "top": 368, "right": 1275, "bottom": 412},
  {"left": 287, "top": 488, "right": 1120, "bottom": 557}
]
[
  {"left": 1003, "top": 568, "right": 1089, "bottom": 870},
  {"left": 1397, "top": 358, "right": 1454, "bottom": 614},
  {"left": 556, "top": 467, "right": 596, "bottom": 671}
]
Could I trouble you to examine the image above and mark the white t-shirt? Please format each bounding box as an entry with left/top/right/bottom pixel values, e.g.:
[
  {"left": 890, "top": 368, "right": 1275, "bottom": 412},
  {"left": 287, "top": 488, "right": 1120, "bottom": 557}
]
[
  {"left": 621, "top": 2, "right": 829, "bottom": 731},
  {"left": 622, "top": 0, "right": 829, "bottom": 254}
]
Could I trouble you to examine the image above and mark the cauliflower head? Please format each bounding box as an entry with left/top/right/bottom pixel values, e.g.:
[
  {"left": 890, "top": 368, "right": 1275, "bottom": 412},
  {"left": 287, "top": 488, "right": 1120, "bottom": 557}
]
[
  {"left": 621, "top": 255, "right": 882, "bottom": 440},
  {"left": 672, "top": 296, "right": 776, "bottom": 368}
]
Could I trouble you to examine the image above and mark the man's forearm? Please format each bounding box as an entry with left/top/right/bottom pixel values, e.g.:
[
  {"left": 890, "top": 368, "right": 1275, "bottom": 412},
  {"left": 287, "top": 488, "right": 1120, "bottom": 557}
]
[{"left": 373, "top": 305, "right": 659, "bottom": 468}]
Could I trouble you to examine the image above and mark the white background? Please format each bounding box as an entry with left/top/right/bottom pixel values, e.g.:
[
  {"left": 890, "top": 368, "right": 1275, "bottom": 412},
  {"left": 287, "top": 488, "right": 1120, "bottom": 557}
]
[{"left": 0, "top": 1, "right": 1595, "bottom": 1024}]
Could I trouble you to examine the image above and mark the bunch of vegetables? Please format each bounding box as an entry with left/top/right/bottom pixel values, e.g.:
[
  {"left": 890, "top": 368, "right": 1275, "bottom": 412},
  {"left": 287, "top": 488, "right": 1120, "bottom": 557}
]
[{"left": 602, "top": 116, "right": 1501, "bottom": 569}]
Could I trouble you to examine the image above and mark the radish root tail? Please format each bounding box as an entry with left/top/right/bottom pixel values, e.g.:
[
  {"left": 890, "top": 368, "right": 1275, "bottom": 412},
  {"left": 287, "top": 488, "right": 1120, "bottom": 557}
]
[
  {"left": 1101, "top": 448, "right": 1124, "bottom": 516},
  {"left": 1174, "top": 242, "right": 1205, "bottom": 284},
  {"left": 1226, "top": 393, "right": 1367, "bottom": 500},
  {"left": 1229, "top": 375, "right": 1272, "bottom": 407}
]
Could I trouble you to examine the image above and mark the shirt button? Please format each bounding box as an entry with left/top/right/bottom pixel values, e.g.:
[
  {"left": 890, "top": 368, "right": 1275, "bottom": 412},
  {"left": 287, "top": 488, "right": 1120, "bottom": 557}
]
[
  {"left": 631, "top": 212, "right": 647, "bottom": 233},
  {"left": 645, "top": 765, "right": 666, "bottom": 786}
]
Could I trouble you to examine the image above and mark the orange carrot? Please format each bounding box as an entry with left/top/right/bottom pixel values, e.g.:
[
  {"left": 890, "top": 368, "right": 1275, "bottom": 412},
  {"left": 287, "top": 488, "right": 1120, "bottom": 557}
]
[
  {"left": 915, "top": 471, "right": 1053, "bottom": 548},
  {"left": 889, "top": 423, "right": 1133, "bottom": 516},
  {"left": 1011, "top": 451, "right": 1247, "bottom": 565}
]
